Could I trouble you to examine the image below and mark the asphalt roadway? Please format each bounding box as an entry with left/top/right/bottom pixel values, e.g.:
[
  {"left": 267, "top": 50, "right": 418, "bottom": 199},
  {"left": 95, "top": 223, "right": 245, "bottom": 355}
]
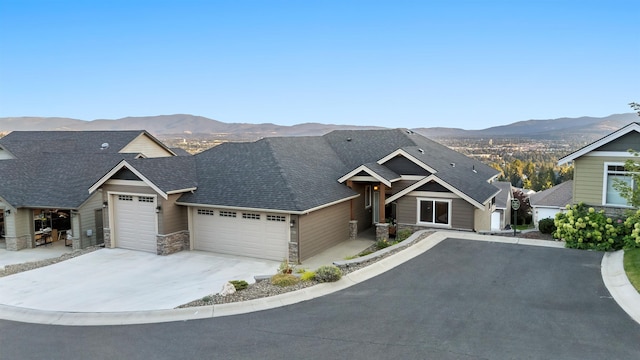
[{"left": 1, "top": 238, "right": 639, "bottom": 359}]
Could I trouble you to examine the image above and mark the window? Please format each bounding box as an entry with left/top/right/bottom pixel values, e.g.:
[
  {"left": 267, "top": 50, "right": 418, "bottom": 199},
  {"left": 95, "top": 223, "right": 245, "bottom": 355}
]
[
  {"left": 242, "top": 213, "right": 260, "bottom": 220},
  {"left": 417, "top": 198, "right": 451, "bottom": 226},
  {"left": 197, "top": 209, "right": 215, "bottom": 216},
  {"left": 604, "top": 164, "right": 634, "bottom": 206},
  {"left": 365, "top": 185, "right": 372, "bottom": 208},
  {"left": 138, "top": 196, "right": 154, "bottom": 203},
  {"left": 118, "top": 195, "right": 133, "bottom": 201},
  {"left": 267, "top": 215, "right": 286, "bottom": 222},
  {"left": 219, "top": 211, "right": 237, "bottom": 218}
]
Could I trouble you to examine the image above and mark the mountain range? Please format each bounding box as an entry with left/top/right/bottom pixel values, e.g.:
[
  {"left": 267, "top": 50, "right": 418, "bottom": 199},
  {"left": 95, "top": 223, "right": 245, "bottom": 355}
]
[{"left": 0, "top": 113, "right": 637, "bottom": 142}]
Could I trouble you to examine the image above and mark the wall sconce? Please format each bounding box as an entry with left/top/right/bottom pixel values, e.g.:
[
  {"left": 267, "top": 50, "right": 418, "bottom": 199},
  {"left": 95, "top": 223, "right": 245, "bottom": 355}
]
[
  {"left": 373, "top": 185, "right": 379, "bottom": 191},
  {"left": 5, "top": 209, "right": 10, "bottom": 215},
  {"left": 156, "top": 206, "right": 162, "bottom": 213},
  {"left": 290, "top": 218, "right": 296, "bottom": 227},
  {"left": 102, "top": 201, "right": 108, "bottom": 208}
]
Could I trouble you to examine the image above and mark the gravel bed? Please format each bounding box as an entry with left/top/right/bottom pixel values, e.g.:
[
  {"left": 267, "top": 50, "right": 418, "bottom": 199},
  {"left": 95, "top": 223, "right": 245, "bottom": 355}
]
[{"left": 0, "top": 246, "right": 103, "bottom": 278}]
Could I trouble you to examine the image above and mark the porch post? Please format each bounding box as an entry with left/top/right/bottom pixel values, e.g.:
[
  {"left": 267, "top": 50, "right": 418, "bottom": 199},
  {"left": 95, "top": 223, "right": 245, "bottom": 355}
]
[{"left": 378, "top": 183, "right": 386, "bottom": 223}]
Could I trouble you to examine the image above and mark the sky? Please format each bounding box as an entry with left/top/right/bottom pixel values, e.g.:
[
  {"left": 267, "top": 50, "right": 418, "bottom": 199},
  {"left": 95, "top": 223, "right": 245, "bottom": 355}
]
[{"left": 0, "top": 0, "right": 638, "bottom": 130}]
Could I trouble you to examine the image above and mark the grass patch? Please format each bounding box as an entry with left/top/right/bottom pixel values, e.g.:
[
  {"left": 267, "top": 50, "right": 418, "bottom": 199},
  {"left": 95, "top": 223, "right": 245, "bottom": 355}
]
[
  {"left": 624, "top": 248, "right": 640, "bottom": 293},
  {"left": 515, "top": 224, "right": 534, "bottom": 230}
]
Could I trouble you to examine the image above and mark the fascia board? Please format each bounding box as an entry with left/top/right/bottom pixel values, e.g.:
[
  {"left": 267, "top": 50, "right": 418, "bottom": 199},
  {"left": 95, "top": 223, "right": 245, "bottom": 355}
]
[
  {"left": 377, "top": 149, "right": 437, "bottom": 174},
  {"left": 558, "top": 123, "right": 640, "bottom": 165}
]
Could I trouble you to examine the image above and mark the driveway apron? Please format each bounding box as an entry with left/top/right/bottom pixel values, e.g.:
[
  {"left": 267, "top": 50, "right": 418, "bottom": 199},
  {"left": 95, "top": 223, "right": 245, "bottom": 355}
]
[{"left": 0, "top": 248, "right": 279, "bottom": 312}]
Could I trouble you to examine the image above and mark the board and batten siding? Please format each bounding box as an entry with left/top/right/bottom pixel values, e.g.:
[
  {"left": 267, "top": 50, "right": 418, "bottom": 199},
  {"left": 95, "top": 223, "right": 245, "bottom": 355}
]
[
  {"left": 119, "top": 134, "right": 174, "bottom": 158},
  {"left": 573, "top": 155, "right": 635, "bottom": 206},
  {"left": 158, "top": 193, "right": 188, "bottom": 234},
  {"left": 396, "top": 195, "right": 474, "bottom": 230},
  {"left": 299, "top": 201, "right": 351, "bottom": 261}
]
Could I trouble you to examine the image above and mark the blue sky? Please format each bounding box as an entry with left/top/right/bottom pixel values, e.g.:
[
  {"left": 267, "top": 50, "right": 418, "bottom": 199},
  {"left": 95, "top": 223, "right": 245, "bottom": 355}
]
[{"left": 0, "top": 0, "right": 637, "bottom": 129}]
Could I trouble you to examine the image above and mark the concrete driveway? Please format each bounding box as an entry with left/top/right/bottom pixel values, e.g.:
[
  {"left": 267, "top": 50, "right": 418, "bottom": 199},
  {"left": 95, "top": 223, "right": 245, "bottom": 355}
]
[{"left": 0, "top": 248, "right": 279, "bottom": 312}]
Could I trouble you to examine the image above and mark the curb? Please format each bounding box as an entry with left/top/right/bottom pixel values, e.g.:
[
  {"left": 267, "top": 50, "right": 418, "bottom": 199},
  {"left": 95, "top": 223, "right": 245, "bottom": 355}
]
[
  {"left": 0, "top": 231, "right": 601, "bottom": 326},
  {"left": 601, "top": 250, "right": 640, "bottom": 325}
]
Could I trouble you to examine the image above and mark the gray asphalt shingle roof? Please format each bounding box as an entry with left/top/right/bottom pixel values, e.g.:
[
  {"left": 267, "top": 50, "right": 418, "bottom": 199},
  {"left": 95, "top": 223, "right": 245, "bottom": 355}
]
[
  {"left": 493, "top": 181, "right": 513, "bottom": 209},
  {"left": 178, "top": 128, "right": 500, "bottom": 211},
  {"left": 123, "top": 156, "right": 197, "bottom": 193},
  {"left": 529, "top": 180, "right": 573, "bottom": 208}
]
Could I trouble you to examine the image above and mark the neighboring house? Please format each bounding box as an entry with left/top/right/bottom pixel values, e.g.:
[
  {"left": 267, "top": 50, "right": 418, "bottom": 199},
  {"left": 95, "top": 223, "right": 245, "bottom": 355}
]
[
  {"left": 558, "top": 122, "right": 640, "bottom": 212},
  {"left": 491, "top": 181, "right": 513, "bottom": 231},
  {"left": 529, "top": 180, "right": 573, "bottom": 227},
  {"left": 90, "top": 128, "right": 501, "bottom": 262},
  {"left": 0, "top": 131, "right": 177, "bottom": 251}
]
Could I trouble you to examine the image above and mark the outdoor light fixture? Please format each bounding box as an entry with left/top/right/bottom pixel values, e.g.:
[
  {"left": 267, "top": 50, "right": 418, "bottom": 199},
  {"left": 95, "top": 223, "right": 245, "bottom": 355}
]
[
  {"left": 373, "top": 185, "right": 379, "bottom": 191},
  {"left": 102, "top": 201, "right": 108, "bottom": 208},
  {"left": 156, "top": 206, "right": 162, "bottom": 213},
  {"left": 290, "top": 219, "right": 296, "bottom": 227},
  {"left": 5, "top": 209, "right": 10, "bottom": 215}
]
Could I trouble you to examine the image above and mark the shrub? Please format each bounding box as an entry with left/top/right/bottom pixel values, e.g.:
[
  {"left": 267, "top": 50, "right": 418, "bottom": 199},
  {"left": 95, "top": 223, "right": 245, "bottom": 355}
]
[
  {"left": 538, "top": 218, "right": 556, "bottom": 234},
  {"left": 622, "top": 209, "right": 640, "bottom": 249},
  {"left": 554, "top": 203, "right": 625, "bottom": 251},
  {"left": 271, "top": 273, "right": 300, "bottom": 287},
  {"left": 201, "top": 295, "right": 213, "bottom": 303},
  {"left": 278, "top": 259, "right": 295, "bottom": 274},
  {"left": 376, "top": 238, "right": 392, "bottom": 250},
  {"left": 395, "top": 229, "right": 413, "bottom": 242},
  {"left": 229, "top": 280, "right": 248, "bottom": 291},
  {"left": 315, "top": 265, "right": 342, "bottom": 283},
  {"left": 300, "top": 270, "right": 316, "bottom": 281}
]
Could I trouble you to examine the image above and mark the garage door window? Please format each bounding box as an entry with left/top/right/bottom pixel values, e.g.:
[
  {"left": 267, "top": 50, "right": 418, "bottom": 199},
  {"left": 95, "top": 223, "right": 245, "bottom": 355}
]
[
  {"left": 242, "top": 213, "right": 260, "bottom": 220},
  {"left": 119, "top": 195, "right": 133, "bottom": 201},
  {"left": 139, "top": 196, "right": 154, "bottom": 203},
  {"left": 197, "top": 209, "right": 215, "bottom": 216},
  {"left": 220, "top": 211, "right": 237, "bottom": 217},
  {"left": 267, "top": 215, "right": 286, "bottom": 222}
]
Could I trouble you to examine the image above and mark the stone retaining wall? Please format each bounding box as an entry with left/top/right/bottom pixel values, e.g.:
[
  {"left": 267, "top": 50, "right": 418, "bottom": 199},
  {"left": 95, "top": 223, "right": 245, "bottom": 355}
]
[{"left": 157, "top": 230, "right": 189, "bottom": 255}]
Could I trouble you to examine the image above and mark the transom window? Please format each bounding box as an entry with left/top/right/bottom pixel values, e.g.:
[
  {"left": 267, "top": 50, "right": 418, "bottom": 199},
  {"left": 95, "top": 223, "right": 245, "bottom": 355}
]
[
  {"left": 197, "top": 209, "right": 215, "bottom": 216},
  {"left": 605, "top": 163, "right": 634, "bottom": 206},
  {"left": 267, "top": 215, "right": 286, "bottom": 222},
  {"left": 219, "top": 211, "right": 237, "bottom": 218},
  {"left": 242, "top": 213, "right": 260, "bottom": 220},
  {"left": 417, "top": 198, "right": 451, "bottom": 226}
]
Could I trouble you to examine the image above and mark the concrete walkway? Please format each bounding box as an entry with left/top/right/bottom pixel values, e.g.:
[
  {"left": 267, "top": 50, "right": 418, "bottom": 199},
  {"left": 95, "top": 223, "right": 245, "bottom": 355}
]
[
  {"left": 0, "top": 240, "right": 72, "bottom": 270},
  {"left": 0, "top": 230, "right": 638, "bottom": 327}
]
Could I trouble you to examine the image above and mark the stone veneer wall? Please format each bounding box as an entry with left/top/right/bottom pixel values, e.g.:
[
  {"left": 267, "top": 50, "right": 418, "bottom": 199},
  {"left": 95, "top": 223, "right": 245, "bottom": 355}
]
[
  {"left": 349, "top": 220, "right": 358, "bottom": 240},
  {"left": 103, "top": 228, "right": 112, "bottom": 248},
  {"left": 375, "top": 223, "right": 389, "bottom": 241},
  {"left": 5, "top": 235, "right": 29, "bottom": 251},
  {"left": 288, "top": 242, "right": 299, "bottom": 264},
  {"left": 157, "top": 230, "right": 189, "bottom": 255},
  {"left": 591, "top": 205, "right": 631, "bottom": 219}
]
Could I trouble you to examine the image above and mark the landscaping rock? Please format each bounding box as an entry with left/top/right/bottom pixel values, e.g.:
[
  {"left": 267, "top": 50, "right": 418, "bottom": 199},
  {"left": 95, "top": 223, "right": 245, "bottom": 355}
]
[{"left": 219, "top": 282, "right": 236, "bottom": 296}]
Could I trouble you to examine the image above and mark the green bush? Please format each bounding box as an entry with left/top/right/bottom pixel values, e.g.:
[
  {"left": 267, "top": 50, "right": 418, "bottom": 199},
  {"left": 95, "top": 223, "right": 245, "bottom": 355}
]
[
  {"left": 622, "top": 209, "right": 640, "bottom": 249},
  {"left": 554, "top": 203, "right": 625, "bottom": 251},
  {"left": 538, "top": 218, "right": 556, "bottom": 234},
  {"left": 271, "top": 273, "right": 300, "bottom": 287},
  {"left": 229, "top": 280, "right": 248, "bottom": 291},
  {"left": 376, "top": 238, "right": 392, "bottom": 250},
  {"left": 300, "top": 270, "right": 316, "bottom": 281},
  {"left": 201, "top": 295, "right": 213, "bottom": 303},
  {"left": 315, "top": 265, "right": 342, "bottom": 283}
]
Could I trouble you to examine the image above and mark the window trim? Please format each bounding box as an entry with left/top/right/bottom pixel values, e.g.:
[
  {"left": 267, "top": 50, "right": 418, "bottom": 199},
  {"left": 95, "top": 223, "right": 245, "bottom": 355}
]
[
  {"left": 416, "top": 197, "right": 452, "bottom": 228},
  {"left": 364, "top": 185, "right": 372, "bottom": 208},
  {"left": 602, "top": 162, "right": 634, "bottom": 207}
]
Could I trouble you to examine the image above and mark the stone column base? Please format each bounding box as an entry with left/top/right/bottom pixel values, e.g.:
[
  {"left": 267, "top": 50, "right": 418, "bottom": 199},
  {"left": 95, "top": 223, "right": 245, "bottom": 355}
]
[
  {"left": 375, "top": 223, "right": 389, "bottom": 242},
  {"left": 349, "top": 220, "right": 358, "bottom": 240}
]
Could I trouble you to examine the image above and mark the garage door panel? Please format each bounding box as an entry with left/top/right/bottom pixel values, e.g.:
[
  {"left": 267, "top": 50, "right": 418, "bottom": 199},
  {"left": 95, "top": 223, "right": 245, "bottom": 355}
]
[
  {"left": 115, "top": 195, "right": 157, "bottom": 253},
  {"left": 193, "top": 209, "right": 288, "bottom": 260}
]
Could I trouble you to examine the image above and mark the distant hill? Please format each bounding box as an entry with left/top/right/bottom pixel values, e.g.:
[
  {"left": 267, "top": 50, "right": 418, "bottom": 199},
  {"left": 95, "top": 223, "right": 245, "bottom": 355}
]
[{"left": 0, "top": 113, "right": 637, "bottom": 142}]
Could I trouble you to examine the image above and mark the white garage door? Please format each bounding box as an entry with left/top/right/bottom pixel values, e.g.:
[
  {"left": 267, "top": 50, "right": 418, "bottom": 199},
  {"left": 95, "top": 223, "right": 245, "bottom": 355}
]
[
  {"left": 114, "top": 194, "right": 157, "bottom": 253},
  {"left": 193, "top": 209, "right": 289, "bottom": 261}
]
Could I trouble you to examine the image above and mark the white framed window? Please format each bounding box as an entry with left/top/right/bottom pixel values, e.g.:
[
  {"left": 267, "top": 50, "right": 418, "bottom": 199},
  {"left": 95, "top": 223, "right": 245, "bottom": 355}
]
[
  {"left": 416, "top": 198, "right": 452, "bottom": 227},
  {"left": 365, "top": 185, "right": 372, "bottom": 208},
  {"left": 603, "top": 163, "right": 634, "bottom": 206},
  {"left": 197, "top": 209, "right": 215, "bottom": 216},
  {"left": 242, "top": 213, "right": 260, "bottom": 220}
]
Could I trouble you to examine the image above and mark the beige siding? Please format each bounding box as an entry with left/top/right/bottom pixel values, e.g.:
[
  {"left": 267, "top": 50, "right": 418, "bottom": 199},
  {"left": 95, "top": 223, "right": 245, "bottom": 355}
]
[
  {"left": 453, "top": 198, "right": 475, "bottom": 230},
  {"left": 396, "top": 196, "right": 417, "bottom": 224},
  {"left": 158, "top": 193, "right": 188, "bottom": 234},
  {"left": 119, "top": 134, "right": 173, "bottom": 158},
  {"left": 573, "top": 155, "right": 635, "bottom": 205},
  {"left": 299, "top": 201, "right": 350, "bottom": 260},
  {"left": 14, "top": 208, "right": 31, "bottom": 238},
  {"left": 473, "top": 201, "right": 491, "bottom": 231},
  {"left": 78, "top": 190, "right": 104, "bottom": 247}
]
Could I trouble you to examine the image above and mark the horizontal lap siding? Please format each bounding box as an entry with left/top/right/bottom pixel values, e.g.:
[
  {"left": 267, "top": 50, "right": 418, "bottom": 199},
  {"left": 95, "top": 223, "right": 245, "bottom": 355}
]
[
  {"left": 299, "top": 201, "right": 350, "bottom": 261},
  {"left": 573, "top": 156, "right": 632, "bottom": 205},
  {"left": 396, "top": 195, "right": 474, "bottom": 230},
  {"left": 159, "top": 193, "right": 187, "bottom": 234}
]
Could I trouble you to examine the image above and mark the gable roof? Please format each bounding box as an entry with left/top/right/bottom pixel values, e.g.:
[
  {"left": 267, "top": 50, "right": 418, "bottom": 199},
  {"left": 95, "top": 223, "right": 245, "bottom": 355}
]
[
  {"left": 558, "top": 122, "right": 640, "bottom": 165},
  {"left": 0, "top": 130, "right": 175, "bottom": 158},
  {"left": 529, "top": 180, "right": 573, "bottom": 209},
  {"left": 174, "top": 128, "right": 500, "bottom": 212},
  {"left": 0, "top": 153, "right": 138, "bottom": 208}
]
